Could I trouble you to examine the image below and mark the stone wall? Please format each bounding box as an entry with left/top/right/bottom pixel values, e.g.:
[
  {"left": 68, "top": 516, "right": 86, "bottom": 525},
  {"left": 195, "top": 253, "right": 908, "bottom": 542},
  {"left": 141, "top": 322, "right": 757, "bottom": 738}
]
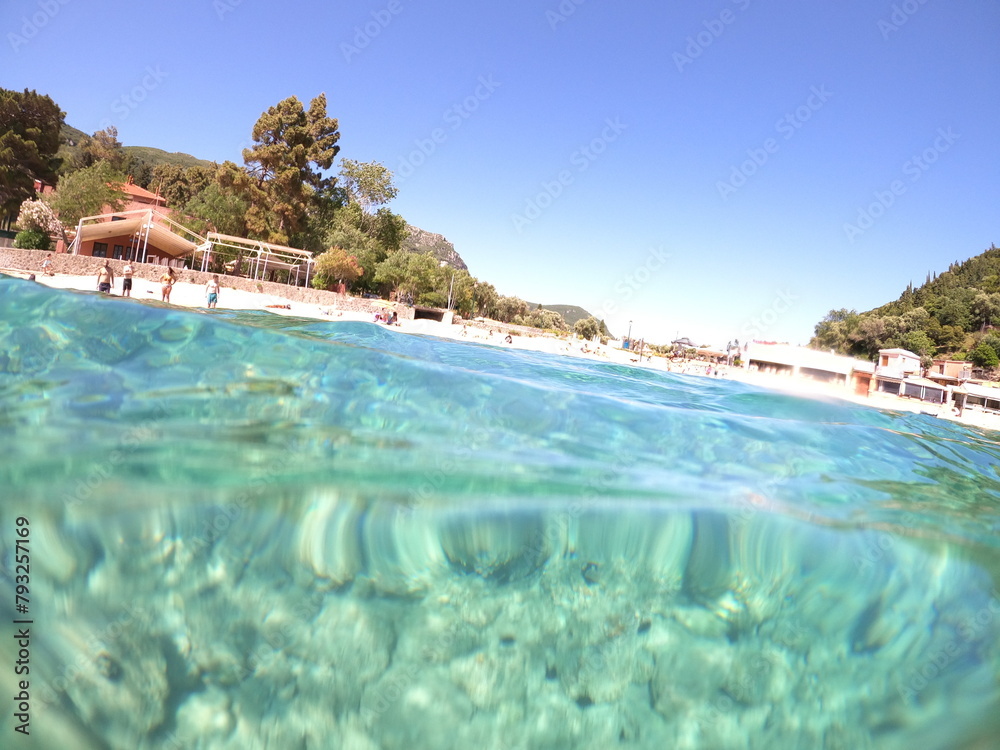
[{"left": 0, "top": 247, "right": 414, "bottom": 319}]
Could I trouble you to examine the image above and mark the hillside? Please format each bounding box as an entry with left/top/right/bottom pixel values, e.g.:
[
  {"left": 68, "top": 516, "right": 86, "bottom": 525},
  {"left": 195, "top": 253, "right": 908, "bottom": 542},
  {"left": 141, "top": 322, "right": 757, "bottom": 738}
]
[
  {"left": 811, "top": 243, "right": 1000, "bottom": 363},
  {"left": 522, "top": 303, "right": 613, "bottom": 338},
  {"left": 402, "top": 225, "right": 467, "bottom": 271},
  {"left": 123, "top": 145, "right": 215, "bottom": 170},
  {"left": 58, "top": 123, "right": 215, "bottom": 174}
]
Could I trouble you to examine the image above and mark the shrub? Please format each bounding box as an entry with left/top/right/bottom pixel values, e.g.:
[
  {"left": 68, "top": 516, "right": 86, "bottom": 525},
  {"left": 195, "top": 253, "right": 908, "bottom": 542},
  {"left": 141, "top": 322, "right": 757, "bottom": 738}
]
[
  {"left": 969, "top": 342, "right": 999, "bottom": 370},
  {"left": 13, "top": 229, "right": 50, "bottom": 250},
  {"left": 312, "top": 247, "right": 363, "bottom": 291}
]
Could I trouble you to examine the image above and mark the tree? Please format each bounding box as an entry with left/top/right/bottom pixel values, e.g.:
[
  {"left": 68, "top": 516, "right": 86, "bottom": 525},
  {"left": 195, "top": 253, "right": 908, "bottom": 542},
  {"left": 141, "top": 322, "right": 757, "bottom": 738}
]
[
  {"left": 810, "top": 308, "right": 860, "bottom": 355},
  {"left": 935, "top": 294, "right": 972, "bottom": 331},
  {"left": 339, "top": 159, "right": 398, "bottom": 222},
  {"left": 969, "top": 342, "right": 999, "bottom": 370},
  {"left": 312, "top": 247, "right": 363, "bottom": 290},
  {"left": 970, "top": 292, "right": 1000, "bottom": 332},
  {"left": 494, "top": 296, "right": 530, "bottom": 323},
  {"left": 46, "top": 161, "right": 127, "bottom": 228},
  {"left": 472, "top": 281, "right": 499, "bottom": 319},
  {"left": 374, "top": 250, "right": 439, "bottom": 299},
  {"left": 184, "top": 183, "right": 248, "bottom": 236},
  {"left": 0, "top": 88, "right": 64, "bottom": 216},
  {"left": 930, "top": 323, "right": 967, "bottom": 353},
  {"left": 151, "top": 163, "right": 216, "bottom": 208},
  {"left": 446, "top": 271, "right": 479, "bottom": 319},
  {"left": 899, "top": 330, "right": 935, "bottom": 359},
  {"left": 519, "top": 308, "right": 569, "bottom": 331},
  {"left": 326, "top": 202, "right": 407, "bottom": 295},
  {"left": 71, "top": 126, "right": 127, "bottom": 173},
  {"left": 575, "top": 317, "right": 600, "bottom": 340},
  {"left": 219, "top": 93, "right": 340, "bottom": 246}
]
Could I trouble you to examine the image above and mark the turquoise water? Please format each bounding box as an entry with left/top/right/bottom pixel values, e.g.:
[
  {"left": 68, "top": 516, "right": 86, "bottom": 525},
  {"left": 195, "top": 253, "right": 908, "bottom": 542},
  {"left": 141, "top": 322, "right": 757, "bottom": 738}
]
[{"left": 2, "top": 274, "right": 1000, "bottom": 749}]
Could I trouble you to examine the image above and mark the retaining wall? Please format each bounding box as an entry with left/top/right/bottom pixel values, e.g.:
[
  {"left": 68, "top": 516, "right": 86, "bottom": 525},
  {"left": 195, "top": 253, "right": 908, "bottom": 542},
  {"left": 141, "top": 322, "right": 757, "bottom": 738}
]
[{"left": 0, "top": 247, "right": 415, "bottom": 319}]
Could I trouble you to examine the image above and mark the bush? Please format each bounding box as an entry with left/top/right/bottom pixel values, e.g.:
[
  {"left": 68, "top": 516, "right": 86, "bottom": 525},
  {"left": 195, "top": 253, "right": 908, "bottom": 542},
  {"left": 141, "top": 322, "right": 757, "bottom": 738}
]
[
  {"left": 574, "top": 316, "right": 600, "bottom": 340},
  {"left": 417, "top": 291, "right": 447, "bottom": 308},
  {"left": 969, "top": 342, "right": 999, "bottom": 370},
  {"left": 13, "top": 229, "right": 50, "bottom": 250},
  {"left": 312, "top": 247, "right": 363, "bottom": 291}
]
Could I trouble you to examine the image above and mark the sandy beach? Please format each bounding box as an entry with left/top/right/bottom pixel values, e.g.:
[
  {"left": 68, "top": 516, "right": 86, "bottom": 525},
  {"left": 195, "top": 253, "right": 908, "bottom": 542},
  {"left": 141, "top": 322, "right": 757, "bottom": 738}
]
[
  {"left": 7, "top": 268, "right": 996, "bottom": 429},
  {"left": 11, "top": 268, "right": 651, "bottom": 365}
]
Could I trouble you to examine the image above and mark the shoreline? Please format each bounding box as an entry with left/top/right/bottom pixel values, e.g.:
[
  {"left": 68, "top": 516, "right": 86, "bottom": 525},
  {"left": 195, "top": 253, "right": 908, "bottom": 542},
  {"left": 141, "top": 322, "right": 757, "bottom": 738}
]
[{"left": 6, "top": 268, "right": 996, "bottom": 431}]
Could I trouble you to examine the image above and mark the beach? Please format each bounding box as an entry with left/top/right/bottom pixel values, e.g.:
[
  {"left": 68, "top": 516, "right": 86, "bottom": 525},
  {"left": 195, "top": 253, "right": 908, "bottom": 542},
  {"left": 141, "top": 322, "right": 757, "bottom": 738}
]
[
  {"left": 6, "top": 267, "right": 993, "bottom": 427},
  {"left": 9, "top": 268, "right": 650, "bottom": 364}
]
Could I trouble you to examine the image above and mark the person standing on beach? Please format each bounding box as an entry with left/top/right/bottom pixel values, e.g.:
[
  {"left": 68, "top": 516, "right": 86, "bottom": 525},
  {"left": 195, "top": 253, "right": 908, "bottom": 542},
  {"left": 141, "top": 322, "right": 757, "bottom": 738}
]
[
  {"left": 96, "top": 261, "right": 115, "bottom": 293},
  {"left": 205, "top": 274, "right": 220, "bottom": 308},
  {"left": 160, "top": 268, "right": 176, "bottom": 303},
  {"left": 121, "top": 260, "right": 134, "bottom": 297}
]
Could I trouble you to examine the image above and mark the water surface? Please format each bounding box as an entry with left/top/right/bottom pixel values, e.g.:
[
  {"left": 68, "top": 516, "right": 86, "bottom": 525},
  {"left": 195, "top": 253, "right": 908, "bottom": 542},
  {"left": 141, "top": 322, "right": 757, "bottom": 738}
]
[{"left": 1, "top": 276, "right": 999, "bottom": 749}]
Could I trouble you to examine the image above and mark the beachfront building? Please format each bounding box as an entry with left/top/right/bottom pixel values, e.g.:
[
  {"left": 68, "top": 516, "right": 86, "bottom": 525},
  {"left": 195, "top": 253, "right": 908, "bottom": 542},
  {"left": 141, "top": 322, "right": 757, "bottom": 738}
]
[
  {"left": 954, "top": 382, "right": 1000, "bottom": 414},
  {"left": 743, "top": 342, "right": 873, "bottom": 395},
  {"left": 872, "top": 348, "right": 922, "bottom": 396},
  {"left": 898, "top": 377, "right": 947, "bottom": 405},
  {"left": 66, "top": 180, "right": 315, "bottom": 284},
  {"left": 926, "top": 359, "right": 973, "bottom": 389},
  {"left": 69, "top": 207, "right": 202, "bottom": 267},
  {"left": 66, "top": 178, "right": 200, "bottom": 266}
]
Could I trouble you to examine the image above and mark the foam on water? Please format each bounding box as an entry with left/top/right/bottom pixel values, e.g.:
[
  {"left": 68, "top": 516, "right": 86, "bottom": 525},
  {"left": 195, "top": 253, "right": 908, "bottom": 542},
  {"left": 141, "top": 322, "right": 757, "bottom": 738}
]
[{"left": 2, "top": 276, "right": 1000, "bottom": 749}]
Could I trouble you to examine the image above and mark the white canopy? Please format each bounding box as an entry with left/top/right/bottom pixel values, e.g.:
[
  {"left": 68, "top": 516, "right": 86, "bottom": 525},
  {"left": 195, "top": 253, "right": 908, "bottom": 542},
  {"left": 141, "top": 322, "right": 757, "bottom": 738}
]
[
  {"left": 195, "top": 231, "right": 315, "bottom": 286},
  {"left": 71, "top": 209, "right": 202, "bottom": 261}
]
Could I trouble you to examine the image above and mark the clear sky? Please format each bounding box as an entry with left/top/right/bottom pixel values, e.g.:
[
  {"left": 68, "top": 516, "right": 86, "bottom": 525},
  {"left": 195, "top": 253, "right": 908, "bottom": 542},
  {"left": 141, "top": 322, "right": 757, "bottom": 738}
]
[{"left": 3, "top": 0, "right": 998, "bottom": 346}]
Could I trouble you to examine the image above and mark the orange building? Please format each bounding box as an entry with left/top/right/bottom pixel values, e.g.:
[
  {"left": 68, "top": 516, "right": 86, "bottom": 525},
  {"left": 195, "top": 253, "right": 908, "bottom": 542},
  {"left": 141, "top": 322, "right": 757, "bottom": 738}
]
[{"left": 70, "top": 178, "right": 201, "bottom": 265}]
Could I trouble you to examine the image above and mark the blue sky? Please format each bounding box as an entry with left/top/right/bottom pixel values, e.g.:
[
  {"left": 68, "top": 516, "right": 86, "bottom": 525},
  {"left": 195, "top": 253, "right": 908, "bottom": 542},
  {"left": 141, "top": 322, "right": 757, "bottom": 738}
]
[{"left": 3, "top": 0, "right": 998, "bottom": 346}]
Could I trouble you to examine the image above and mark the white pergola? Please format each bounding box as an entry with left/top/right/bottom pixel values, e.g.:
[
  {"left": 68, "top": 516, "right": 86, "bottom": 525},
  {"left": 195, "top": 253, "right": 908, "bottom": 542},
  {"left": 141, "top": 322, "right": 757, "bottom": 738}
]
[{"left": 194, "top": 232, "right": 315, "bottom": 287}]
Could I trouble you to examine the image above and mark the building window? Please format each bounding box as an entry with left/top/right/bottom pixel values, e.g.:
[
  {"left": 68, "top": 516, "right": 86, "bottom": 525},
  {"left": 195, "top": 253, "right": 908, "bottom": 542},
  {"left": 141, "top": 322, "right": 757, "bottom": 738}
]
[
  {"left": 113, "top": 245, "right": 125, "bottom": 259},
  {"left": 93, "top": 242, "right": 108, "bottom": 257}
]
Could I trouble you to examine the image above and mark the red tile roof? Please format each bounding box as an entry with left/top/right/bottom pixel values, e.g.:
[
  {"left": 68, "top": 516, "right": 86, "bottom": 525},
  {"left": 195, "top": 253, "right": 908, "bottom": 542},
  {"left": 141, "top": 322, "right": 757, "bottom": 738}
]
[{"left": 122, "top": 179, "right": 166, "bottom": 205}]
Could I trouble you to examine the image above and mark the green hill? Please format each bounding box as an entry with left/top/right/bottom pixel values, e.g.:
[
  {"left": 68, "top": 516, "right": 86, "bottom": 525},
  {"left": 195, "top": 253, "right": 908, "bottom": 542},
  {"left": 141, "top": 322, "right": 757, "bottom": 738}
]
[
  {"left": 122, "top": 145, "right": 214, "bottom": 170},
  {"left": 57, "top": 123, "right": 215, "bottom": 176},
  {"left": 523, "top": 303, "right": 614, "bottom": 338},
  {"left": 811, "top": 243, "right": 1000, "bottom": 363}
]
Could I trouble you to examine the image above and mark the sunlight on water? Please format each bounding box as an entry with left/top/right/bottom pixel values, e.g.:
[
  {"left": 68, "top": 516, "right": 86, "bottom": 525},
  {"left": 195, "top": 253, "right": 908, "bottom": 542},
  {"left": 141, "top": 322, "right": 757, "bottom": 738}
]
[{"left": 1, "top": 276, "right": 999, "bottom": 749}]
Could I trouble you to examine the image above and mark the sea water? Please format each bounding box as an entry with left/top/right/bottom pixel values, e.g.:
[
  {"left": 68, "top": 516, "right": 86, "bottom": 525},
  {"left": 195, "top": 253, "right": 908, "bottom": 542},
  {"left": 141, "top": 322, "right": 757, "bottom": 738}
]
[{"left": 1, "top": 274, "right": 999, "bottom": 749}]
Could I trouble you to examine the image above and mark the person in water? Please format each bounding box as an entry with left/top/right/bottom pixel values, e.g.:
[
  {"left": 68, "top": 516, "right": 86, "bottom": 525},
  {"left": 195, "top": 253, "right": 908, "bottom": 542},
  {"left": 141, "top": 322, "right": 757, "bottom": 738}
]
[
  {"left": 205, "top": 274, "right": 220, "bottom": 308},
  {"left": 160, "top": 268, "right": 176, "bottom": 303},
  {"left": 121, "top": 260, "right": 134, "bottom": 297},
  {"left": 96, "top": 261, "right": 115, "bottom": 293}
]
